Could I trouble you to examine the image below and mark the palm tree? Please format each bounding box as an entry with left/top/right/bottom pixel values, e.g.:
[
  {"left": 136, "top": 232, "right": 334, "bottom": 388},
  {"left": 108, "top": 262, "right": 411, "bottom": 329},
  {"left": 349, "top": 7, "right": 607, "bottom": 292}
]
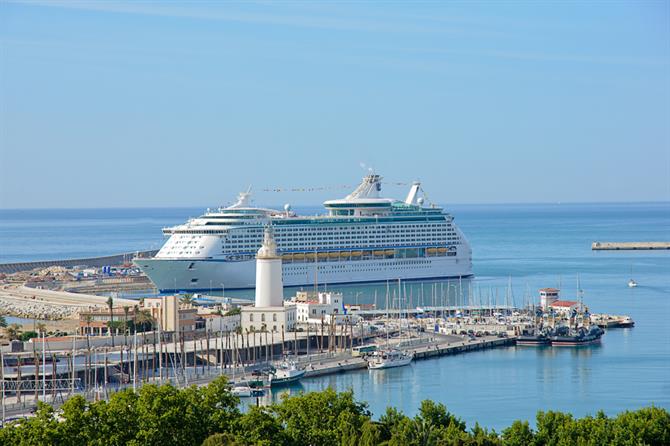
[
  {"left": 180, "top": 294, "right": 194, "bottom": 307},
  {"left": 134, "top": 309, "right": 154, "bottom": 333},
  {"left": 36, "top": 322, "right": 47, "bottom": 334},
  {"left": 6, "top": 323, "right": 22, "bottom": 341},
  {"left": 123, "top": 306, "right": 130, "bottom": 347},
  {"left": 0, "top": 315, "right": 7, "bottom": 328},
  {"left": 106, "top": 296, "right": 115, "bottom": 346},
  {"left": 83, "top": 314, "right": 93, "bottom": 335}
]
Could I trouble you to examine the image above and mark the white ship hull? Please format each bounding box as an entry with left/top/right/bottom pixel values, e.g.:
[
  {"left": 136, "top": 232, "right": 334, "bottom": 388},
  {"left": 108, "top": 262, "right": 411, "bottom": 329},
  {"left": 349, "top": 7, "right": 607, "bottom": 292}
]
[
  {"left": 135, "top": 255, "right": 473, "bottom": 292},
  {"left": 368, "top": 356, "right": 413, "bottom": 369}
]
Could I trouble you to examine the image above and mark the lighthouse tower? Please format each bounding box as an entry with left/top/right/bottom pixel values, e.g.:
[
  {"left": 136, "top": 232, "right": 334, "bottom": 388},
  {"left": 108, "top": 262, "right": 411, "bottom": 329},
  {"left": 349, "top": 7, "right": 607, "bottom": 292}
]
[
  {"left": 241, "top": 226, "right": 296, "bottom": 334},
  {"left": 255, "top": 227, "right": 283, "bottom": 307}
]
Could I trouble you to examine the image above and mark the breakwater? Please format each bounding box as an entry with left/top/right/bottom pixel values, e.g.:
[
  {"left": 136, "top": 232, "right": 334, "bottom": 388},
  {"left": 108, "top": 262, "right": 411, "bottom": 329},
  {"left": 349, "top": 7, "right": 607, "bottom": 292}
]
[
  {"left": 0, "top": 250, "right": 158, "bottom": 274},
  {"left": 591, "top": 241, "right": 670, "bottom": 250}
]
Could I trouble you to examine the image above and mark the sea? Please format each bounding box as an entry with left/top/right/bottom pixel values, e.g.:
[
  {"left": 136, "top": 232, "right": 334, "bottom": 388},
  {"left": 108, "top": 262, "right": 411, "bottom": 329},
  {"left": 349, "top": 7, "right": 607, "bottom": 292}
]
[{"left": 1, "top": 202, "right": 669, "bottom": 430}]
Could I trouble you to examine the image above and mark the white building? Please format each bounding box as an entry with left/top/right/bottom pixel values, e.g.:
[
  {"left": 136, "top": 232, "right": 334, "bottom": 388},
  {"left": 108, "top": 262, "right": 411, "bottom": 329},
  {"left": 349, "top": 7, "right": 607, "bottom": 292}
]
[
  {"left": 549, "top": 300, "right": 582, "bottom": 315},
  {"left": 539, "top": 288, "right": 560, "bottom": 309},
  {"left": 241, "top": 227, "right": 296, "bottom": 333},
  {"left": 199, "top": 313, "right": 241, "bottom": 333},
  {"left": 293, "top": 291, "right": 350, "bottom": 325}
]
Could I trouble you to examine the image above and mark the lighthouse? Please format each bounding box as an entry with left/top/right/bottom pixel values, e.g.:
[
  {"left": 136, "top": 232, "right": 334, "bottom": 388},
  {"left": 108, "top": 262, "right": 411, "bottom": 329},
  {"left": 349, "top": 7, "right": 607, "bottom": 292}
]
[
  {"left": 255, "top": 227, "right": 283, "bottom": 307},
  {"left": 241, "top": 225, "right": 296, "bottom": 333}
]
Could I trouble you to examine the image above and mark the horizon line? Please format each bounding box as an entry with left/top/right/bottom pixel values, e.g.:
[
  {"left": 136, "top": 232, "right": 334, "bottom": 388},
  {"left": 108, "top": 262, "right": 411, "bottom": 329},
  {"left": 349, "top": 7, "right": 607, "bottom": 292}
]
[{"left": 1, "top": 200, "right": 668, "bottom": 212}]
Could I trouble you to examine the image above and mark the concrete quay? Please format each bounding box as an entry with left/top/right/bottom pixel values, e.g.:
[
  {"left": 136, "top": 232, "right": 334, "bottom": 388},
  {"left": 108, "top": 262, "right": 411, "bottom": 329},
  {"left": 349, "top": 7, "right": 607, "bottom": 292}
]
[
  {"left": 410, "top": 335, "right": 515, "bottom": 361},
  {"left": 591, "top": 241, "right": 670, "bottom": 250},
  {"left": 0, "top": 285, "right": 136, "bottom": 320},
  {"left": 0, "top": 250, "right": 158, "bottom": 275}
]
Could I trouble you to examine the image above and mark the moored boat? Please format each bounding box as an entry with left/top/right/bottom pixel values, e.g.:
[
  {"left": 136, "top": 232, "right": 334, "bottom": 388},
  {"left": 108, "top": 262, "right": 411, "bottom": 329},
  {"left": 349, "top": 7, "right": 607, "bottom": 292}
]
[
  {"left": 367, "top": 348, "right": 413, "bottom": 370},
  {"left": 550, "top": 325, "right": 604, "bottom": 346},
  {"left": 516, "top": 330, "right": 551, "bottom": 346},
  {"left": 268, "top": 359, "right": 305, "bottom": 386}
]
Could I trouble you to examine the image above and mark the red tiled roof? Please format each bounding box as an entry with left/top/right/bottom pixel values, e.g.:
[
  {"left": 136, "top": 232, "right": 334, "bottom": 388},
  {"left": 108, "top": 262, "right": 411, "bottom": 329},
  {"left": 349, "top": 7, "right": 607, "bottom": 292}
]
[{"left": 550, "top": 300, "right": 578, "bottom": 307}]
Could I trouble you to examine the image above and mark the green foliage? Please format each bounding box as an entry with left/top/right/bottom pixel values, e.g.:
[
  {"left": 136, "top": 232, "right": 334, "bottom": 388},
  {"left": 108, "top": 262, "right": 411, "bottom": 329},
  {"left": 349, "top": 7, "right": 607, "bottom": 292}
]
[
  {"left": 20, "top": 330, "right": 38, "bottom": 341},
  {"left": 271, "top": 388, "right": 370, "bottom": 446},
  {"left": 501, "top": 420, "right": 534, "bottom": 446},
  {"left": 202, "top": 432, "right": 241, "bottom": 446},
  {"left": 234, "top": 406, "right": 284, "bottom": 446},
  {"left": 0, "top": 314, "right": 7, "bottom": 328},
  {"left": 0, "top": 381, "right": 668, "bottom": 446},
  {"left": 224, "top": 307, "right": 241, "bottom": 317},
  {"left": 5, "top": 322, "right": 22, "bottom": 340}
]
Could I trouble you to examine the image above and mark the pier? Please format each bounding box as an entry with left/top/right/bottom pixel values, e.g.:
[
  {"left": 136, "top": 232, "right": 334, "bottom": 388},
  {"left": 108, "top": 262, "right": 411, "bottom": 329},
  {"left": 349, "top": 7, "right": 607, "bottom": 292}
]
[
  {"left": 0, "top": 250, "right": 158, "bottom": 275},
  {"left": 591, "top": 241, "right": 670, "bottom": 250}
]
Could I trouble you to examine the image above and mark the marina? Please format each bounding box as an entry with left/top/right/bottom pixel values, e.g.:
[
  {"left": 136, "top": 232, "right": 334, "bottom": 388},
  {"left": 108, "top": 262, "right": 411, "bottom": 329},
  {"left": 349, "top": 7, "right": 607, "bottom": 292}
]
[{"left": 1, "top": 202, "right": 668, "bottom": 430}]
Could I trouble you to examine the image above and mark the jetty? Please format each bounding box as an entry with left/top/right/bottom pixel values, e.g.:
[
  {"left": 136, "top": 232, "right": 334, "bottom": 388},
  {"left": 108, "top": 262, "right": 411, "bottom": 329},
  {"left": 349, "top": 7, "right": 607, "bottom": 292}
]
[{"left": 591, "top": 241, "right": 670, "bottom": 251}]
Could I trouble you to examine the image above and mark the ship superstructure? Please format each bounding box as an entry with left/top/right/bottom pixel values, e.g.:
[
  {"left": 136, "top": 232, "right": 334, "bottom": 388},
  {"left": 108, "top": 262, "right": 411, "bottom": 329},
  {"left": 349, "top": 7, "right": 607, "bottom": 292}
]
[{"left": 134, "top": 174, "right": 473, "bottom": 291}]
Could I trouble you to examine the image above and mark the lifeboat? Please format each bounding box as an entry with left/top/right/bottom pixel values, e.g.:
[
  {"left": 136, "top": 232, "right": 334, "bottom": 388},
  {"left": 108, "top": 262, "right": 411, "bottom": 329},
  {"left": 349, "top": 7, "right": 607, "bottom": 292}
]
[
  {"left": 292, "top": 253, "right": 306, "bottom": 261},
  {"left": 317, "top": 252, "right": 329, "bottom": 259},
  {"left": 351, "top": 251, "right": 363, "bottom": 257},
  {"left": 437, "top": 247, "right": 448, "bottom": 254},
  {"left": 426, "top": 247, "right": 438, "bottom": 256},
  {"left": 329, "top": 252, "right": 340, "bottom": 259},
  {"left": 373, "top": 250, "right": 385, "bottom": 256}
]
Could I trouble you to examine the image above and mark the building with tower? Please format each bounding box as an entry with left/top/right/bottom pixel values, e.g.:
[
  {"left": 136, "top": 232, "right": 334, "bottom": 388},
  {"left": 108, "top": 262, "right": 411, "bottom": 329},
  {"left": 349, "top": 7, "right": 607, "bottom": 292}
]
[{"left": 241, "top": 227, "right": 296, "bottom": 333}]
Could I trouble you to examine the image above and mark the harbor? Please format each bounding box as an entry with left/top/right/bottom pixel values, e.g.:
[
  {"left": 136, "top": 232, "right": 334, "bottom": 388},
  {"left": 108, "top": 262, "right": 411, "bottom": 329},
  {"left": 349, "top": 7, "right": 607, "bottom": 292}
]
[{"left": 0, "top": 201, "right": 667, "bottom": 430}]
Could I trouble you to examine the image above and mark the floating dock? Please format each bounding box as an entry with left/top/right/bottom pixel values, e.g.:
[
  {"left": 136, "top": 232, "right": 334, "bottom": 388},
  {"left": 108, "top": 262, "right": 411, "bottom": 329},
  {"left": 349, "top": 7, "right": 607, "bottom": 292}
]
[{"left": 591, "top": 241, "right": 670, "bottom": 251}]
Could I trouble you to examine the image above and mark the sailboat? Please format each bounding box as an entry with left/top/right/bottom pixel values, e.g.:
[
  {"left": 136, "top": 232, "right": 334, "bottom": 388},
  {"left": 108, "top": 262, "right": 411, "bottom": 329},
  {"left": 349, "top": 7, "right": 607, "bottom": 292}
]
[
  {"left": 367, "top": 279, "right": 414, "bottom": 370},
  {"left": 628, "top": 265, "right": 637, "bottom": 288}
]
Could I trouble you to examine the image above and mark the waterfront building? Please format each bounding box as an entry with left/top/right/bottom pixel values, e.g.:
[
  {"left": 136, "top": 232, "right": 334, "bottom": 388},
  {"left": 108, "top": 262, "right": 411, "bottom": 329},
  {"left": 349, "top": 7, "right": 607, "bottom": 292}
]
[
  {"left": 143, "top": 295, "right": 197, "bottom": 337},
  {"left": 198, "top": 312, "right": 241, "bottom": 333},
  {"left": 134, "top": 174, "right": 473, "bottom": 291},
  {"left": 539, "top": 288, "right": 560, "bottom": 309},
  {"left": 241, "top": 228, "right": 296, "bottom": 333},
  {"left": 293, "top": 291, "right": 351, "bottom": 325},
  {"left": 549, "top": 300, "right": 582, "bottom": 315}
]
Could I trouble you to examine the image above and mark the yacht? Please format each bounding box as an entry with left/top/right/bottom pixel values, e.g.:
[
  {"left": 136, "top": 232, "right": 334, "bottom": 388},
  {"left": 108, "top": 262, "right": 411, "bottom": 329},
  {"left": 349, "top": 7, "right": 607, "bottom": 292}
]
[
  {"left": 134, "top": 174, "right": 473, "bottom": 291},
  {"left": 268, "top": 359, "right": 305, "bottom": 386},
  {"left": 367, "top": 348, "right": 414, "bottom": 369},
  {"left": 230, "top": 384, "right": 252, "bottom": 397}
]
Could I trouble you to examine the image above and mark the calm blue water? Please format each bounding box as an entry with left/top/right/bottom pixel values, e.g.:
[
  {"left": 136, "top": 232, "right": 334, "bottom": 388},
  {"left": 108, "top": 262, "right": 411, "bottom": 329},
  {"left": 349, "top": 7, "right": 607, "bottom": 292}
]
[{"left": 1, "top": 202, "right": 669, "bottom": 429}]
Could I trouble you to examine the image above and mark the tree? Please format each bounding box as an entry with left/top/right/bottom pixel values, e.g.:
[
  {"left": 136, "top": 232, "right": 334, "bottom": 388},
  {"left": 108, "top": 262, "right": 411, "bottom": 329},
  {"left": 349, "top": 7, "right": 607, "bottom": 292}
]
[
  {"left": 0, "top": 314, "right": 7, "bottom": 328},
  {"left": 83, "top": 314, "right": 93, "bottom": 335},
  {"left": 224, "top": 307, "right": 241, "bottom": 317},
  {"left": 502, "top": 420, "right": 535, "bottom": 446},
  {"left": 180, "top": 294, "right": 194, "bottom": 307},
  {"left": 133, "top": 309, "right": 154, "bottom": 333},
  {"left": 202, "top": 433, "right": 241, "bottom": 446},
  {"left": 272, "top": 388, "right": 370, "bottom": 446},
  {"left": 5, "top": 323, "right": 22, "bottom": 341},
  {"left": 36, "top": 322, "right": 47, "bottom": 334},
  {"left": 106, "top": 296, "right": 115, "bottom": 346},
  {"left": 123, "top": 306, "right": 130, "bottom": 346},
  {"left": 234, "top": 406, "right": 284, "bottom": 446},
  {"left": 20, "top": 330, "right": 38, "bottom": 341}
]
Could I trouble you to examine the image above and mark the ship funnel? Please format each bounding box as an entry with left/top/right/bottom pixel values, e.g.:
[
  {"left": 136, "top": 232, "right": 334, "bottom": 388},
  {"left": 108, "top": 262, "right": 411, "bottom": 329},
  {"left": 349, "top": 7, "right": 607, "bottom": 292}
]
[{"left": 405, "top": 181, "right": 421, "bottom": 205}]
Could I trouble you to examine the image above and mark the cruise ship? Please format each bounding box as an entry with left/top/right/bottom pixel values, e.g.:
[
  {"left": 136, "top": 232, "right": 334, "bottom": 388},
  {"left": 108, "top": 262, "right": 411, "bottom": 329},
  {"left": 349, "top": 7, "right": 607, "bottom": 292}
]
[{"left": 134, "top": 174, "right": 473, "bottom": 291}]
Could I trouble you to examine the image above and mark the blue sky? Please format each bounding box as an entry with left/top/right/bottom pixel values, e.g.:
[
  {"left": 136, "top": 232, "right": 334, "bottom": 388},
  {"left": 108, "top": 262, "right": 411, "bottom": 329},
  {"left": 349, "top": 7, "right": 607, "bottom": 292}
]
[{"left": 1, "top": 1, "right": 668, "bottom": 208}]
